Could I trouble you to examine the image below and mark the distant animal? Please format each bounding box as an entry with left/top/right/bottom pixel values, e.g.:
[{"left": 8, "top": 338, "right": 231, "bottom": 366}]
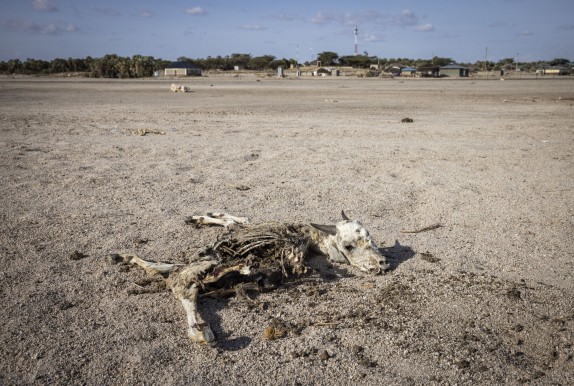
[
  {"left": 108, "top": 211, "right": 388, "bottom": 345},
  {"left": 170, "top": 83, "right": 190, "bottom": 92}
]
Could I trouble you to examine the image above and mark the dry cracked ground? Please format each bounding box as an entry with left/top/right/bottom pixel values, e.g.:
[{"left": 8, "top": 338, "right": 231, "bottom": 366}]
[{"left": 0, "top": 76, "right": 573, "bottom": 385}]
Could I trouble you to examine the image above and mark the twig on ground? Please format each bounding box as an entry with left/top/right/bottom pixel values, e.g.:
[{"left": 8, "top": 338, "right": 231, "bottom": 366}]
[
  {"left": 400, "top": 223, "right": 443, "bottom": 234},
  {"left": 312, "top": 321, "right": 340, "bottom": 327}
]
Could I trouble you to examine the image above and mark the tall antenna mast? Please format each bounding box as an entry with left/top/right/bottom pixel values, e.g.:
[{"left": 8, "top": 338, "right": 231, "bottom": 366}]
[{"left": 354, "top": 25, "right": 358, "bottom": 56}]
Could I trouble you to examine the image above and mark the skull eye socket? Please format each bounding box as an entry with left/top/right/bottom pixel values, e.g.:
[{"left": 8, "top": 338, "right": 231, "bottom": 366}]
[{"left": 344, "top": 245, "right": 355, "bottom": 252}]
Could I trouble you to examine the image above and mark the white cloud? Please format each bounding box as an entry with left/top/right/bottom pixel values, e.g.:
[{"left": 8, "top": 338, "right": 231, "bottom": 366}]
[
  {"left": 489, "top": 21, "right": 507, "bottom": 28},
  {"left": 517, "top": 30, "right": 533, "bottom": 36},
  {"left": 138, "top": 9, "right": 154, "bottom": 18},
  {"left": 344, "top": 10, "right": 384, "bottom": 26},
  {"left": 273, "top": 12, "right": 302, "bottom": 22},
  {"left": 239, "top": 25, "right": 267, "bottom": 31},
  {"left": 184, "top": 7, "right": 206, "bottom": 16},
  {"left": 363, "top": 34, "right": 382, "bottom": 43},
  {"left": 311, "top": 11, "right": 340, "bottom": 25},
  {"left": 0, "top": 18, "right": 78, "bottom": 35},
  {"left": 33, "top": 0, "right": 57, "bottom": 12},
  {"left": 65, "top": 23, "right": 78, "bottom": 32},
  {"left": 42, "top": 22, "right": 58, "bottom": 34},
  {"left": 417, "top": 23, "right": 434, "bottom": 32},
  {"left": 95, "top": 7, "right": 121, "bottom": 17},
  {"left": 439, "top": 32, "right": 461, "bottom": 39},
  {"left": 392, "top": 9, "right": 419, "bottom": 27}
]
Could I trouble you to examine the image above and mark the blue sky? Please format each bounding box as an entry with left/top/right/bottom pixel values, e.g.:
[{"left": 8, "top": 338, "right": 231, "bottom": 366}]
[{"left": 1, "top": 0, "right": 572, "bottom": 63}]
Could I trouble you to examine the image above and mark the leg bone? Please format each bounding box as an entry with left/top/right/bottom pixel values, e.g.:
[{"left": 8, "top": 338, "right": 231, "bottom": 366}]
[
  {"left": 175, "top": 284, "right": 216, "bottom": 344},
  {"left": 108, "top": 253, "right": 182, "bottom": 276},
  {"left": 185, "top": 213, "right": 249, "bottom": 227}
]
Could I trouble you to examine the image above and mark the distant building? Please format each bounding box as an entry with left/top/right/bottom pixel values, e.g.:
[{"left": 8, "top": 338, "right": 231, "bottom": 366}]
[
  {"left": 384, "top": 65, "right": 403, "bottom": 76},
  {"left": 164, "top": 61, "right": 202, "bottom": 76},
  {"left": 538, "top": 66, "right": 570, "bottom": 76},
  {"left": 416, "top": 65, "right": 440, "bottom": 78},
  {"left": 439, "top": 64, "right": 469, "bottom": 77},
  {"left": 313, "top": 67, "right": 332, "bottom": 76},
  {"left": 400, "top": 67, "right": 417, "bottom": 77}
]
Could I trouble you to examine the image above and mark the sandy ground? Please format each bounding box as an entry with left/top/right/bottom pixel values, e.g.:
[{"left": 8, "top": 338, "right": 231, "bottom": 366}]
[{"left": 0, "top": 75, "right": 573, "bottom": 385}]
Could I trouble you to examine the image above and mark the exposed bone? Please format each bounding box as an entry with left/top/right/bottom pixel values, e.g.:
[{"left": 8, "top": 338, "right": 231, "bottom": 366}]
[
  {"left": 111, "top": 211, "right": 388, "bottom": 344},
  {"left": 310, "top": 223, "right": 336, "bottom": 236},
  {"left": 109, "top": 253, "right": 182, "bottom": 275},
  {"left": 170, "top": 84, "right": 190, "bottom": 93},
  {"left": 134, "top": 128, "right": 166, "bottom": 136},
  {"left": 202, "top": 282, "right": 260, "bottom": 299},
  {"left": 175, "top": 284, "right": 215, "bottom": 344},
  {"left": 185, "top": 212, "right": 250, "bottom": 228}
]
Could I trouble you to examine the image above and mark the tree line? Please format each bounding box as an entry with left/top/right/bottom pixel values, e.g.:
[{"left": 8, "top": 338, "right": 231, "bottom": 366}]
[
  {"left": 315, "top": 51, "right": 571, "bottom": 72},
  {"left": 0, "top": 52, "right": 570, "bottom": 77},
  {"left": 0, "top": 54, "right": 170, "bottom": 78},
  {"left": 177, "top": 53, "right": 297, "bottom": 72}
]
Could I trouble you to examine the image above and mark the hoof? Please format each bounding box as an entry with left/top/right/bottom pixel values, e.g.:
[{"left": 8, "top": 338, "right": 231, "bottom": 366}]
[
  {"left": 188, "top": 324, "right": 216, "bottom": 345},
  {"left": 106, "top": 254, "right": 124, "bottom": 265}
]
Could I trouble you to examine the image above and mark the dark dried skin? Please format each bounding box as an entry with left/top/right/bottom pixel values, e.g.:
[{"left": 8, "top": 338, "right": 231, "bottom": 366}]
[{"left": 169, "top": 222, "right": 316, "bottom": 295}]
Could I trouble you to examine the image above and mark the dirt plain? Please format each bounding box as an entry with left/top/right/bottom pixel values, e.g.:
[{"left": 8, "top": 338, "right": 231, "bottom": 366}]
[{"left": 0, "top": 75, "right": 573, "bottom": 385}]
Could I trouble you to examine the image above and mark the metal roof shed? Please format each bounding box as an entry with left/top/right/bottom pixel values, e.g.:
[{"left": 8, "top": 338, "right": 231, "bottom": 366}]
[
  {"left": 439, "top": 64, "right": 469, "bottom": 77},
  {"left": 400, "top": 67, "right": 417, "bottom": 76},
  {"left": 541, "top": 66, "right": 570, "bottom": 76},
  {"left": 165, "top": 61, "right": 202, "bottom": 76}
]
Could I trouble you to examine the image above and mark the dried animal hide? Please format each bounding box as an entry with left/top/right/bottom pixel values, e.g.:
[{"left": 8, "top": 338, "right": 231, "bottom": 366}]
[{"left": 172, "top": 222, "right": 312, "bottom": 294}]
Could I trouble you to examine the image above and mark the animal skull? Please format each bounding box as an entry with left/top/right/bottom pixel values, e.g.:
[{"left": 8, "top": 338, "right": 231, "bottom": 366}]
[{"left": 311, "top": 211, "right": 389, "bottom": 274}]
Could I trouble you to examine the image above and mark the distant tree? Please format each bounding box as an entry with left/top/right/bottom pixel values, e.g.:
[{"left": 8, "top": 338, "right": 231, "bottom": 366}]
[
  {"left": 248, "top": 55, "right": 275, "bottom": 70},
  {"left": 142, "top": 56, "right": 159, "bottom": 77},
  {"left": 494, "top": 57, "right": 517, "bottom": 70},
  {"left": 485, "top": 61, "right": 496, "bottom": 70},
  {"left": 338, "top": 55, "right": 372, "bottom": 68},
  {"left": 7, "top": 59, "right": 23, "bottom": 73},
  {"left": 68, "top": 57, "right": 88, "bottom": 72},
  {"left": 50, "top": 58, "right": 70, "bottom": 73},
  {"left": 84, "top": 56, "right": 94, "bottom": 69},
  {"left": 431, "top": 56, "right": 454, "bottom": 67},
  {"left": 201, "top": 56, "right": 217, "bottom": 70},
  {"left": 153, "top": 58, "right": 170, "bottom": 72},
  {"left": 498, "top": 57, "right": 515, "bottom": 65},
  {"left": 229, "top": 53, "right": 251, "bottom": 68},
  {"left": 116, "top": 56, "right": 132, "bottom": 78},
  {"left": 287, "top": 58, "right": 298, "bottom": 67},
  {"left": 269, "top": 58, "right": 291, "bottom": 69},
  {"left": 89, "top": 54, "right": 121, "bottom": 78},
  {"left": 317, "top": 51, "right": 339, "bottom": 66},
  {"left": 23, "top": 58, "right": 50, "bottom": 74},
  {"left": 414, "top": 59, "right": 432, "bottom": 67},
  {"left": 131, "top": 54, "right": 143, "bottom": 77},
  {"left": 395, "top": 57, "right": 410, "bottom": 66},
  {"left": 376, "top": 57, "right": 388, "bottom": 67},
  {"left": 549, "top": 58, "right": 570, "bottom": 66}
]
